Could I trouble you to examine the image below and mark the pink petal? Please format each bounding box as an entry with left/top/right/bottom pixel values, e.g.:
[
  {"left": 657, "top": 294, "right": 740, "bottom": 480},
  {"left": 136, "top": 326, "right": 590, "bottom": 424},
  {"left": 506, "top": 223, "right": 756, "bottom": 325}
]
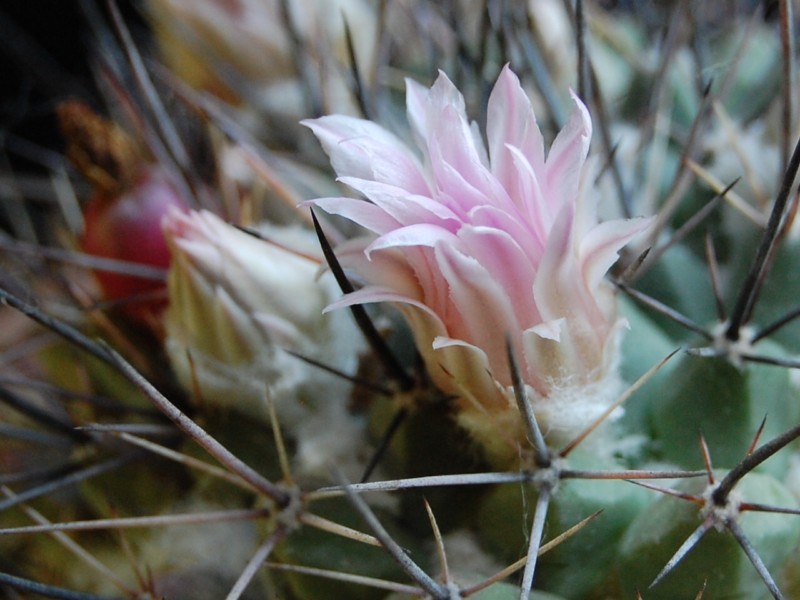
[
  {"left": 339, "top": 176, "right": 461, "bottom": 230},
  {"left": 331, "top": 238, "right": 422, "bottom": 298},
  {"left": 406, "top": 77, "right": 431, "bottom": 149},
  {"left": 532, "top": 203, "right": 578, "bottom": 324},
  {"left": 430, "top": 335, "right": 507, "bottom": 411},
  {"left": 434, "top": 242, "right": 522, "bottom": 384},
  {"left": 365, "top": 223, "right": 462, "bottom": 256},
  {"left": 407, "top": 70, "right": 468, "bottom": 152},
  {"left": 302, "top": 116, "right": 429, "bottom": 194},
  {"left": 456, "top": 225, "right": 541, "bottom": 329},
  {"left": 529, "top": 319, "right": 565, "bottom": 342},
  {"left": 310, "top": 197, "right": 400, "bottom": 234},
  {"left": 428, "top": 157, "right": 492, "bottom": 217},
  {"left": 487, "top": 65, "right": 546, "bottom": 191},
  {"left": 506, "top": 144, "right": 552, "bottom": 241},
  {"left": 325, "top": 285, "right": 440, "bottom": 318},
  {"left": 544, "top": 92, "right": 592, "bottom": 211},
  {"left": 428, "top": 104, "right": 512, "bottom": 211},
  {"left": 424, "top": 71, "right": 469, "bottom": 133},
  {"left": 467, "top": 204, "right": 546, "bottom": 264},
  {"left": 579, "top": 217, "right": 653, "bottom": 291}
]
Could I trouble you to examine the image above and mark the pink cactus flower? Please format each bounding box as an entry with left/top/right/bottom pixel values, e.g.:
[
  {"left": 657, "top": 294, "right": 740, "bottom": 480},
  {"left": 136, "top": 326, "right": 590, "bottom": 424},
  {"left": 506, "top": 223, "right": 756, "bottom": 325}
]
[{"left": 305, "top": 66, "right": 651, "bottom": 463}]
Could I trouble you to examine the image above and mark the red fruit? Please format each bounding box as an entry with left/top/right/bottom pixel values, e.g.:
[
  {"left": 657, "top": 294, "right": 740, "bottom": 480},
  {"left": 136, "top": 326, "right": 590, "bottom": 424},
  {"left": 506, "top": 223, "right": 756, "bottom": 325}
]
[{"left": 80, "top": 166, "right": 189, "bottom": 325}]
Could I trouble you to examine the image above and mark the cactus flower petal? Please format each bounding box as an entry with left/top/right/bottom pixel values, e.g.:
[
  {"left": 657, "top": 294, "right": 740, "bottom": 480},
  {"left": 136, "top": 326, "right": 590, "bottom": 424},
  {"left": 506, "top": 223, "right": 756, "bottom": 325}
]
[{"left": 307, "top": 65, "right": 651, "bottom": 463}]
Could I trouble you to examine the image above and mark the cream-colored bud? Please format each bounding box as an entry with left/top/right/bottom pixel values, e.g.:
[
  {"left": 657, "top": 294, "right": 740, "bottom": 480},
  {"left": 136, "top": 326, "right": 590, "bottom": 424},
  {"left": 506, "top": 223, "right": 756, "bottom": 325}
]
[{"left": 163, "top": 209, "right": 364, "bottom": 474}]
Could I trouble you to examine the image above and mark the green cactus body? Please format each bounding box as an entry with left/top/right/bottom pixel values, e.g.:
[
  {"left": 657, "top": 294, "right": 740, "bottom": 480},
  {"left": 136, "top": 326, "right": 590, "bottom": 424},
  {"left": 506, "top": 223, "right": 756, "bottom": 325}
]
[
  {"left": 618, "top": 472, "right": 800, "bottom": 599},
  {"left": 651, "top": 344, "right": 798, "bottom": 475},
  {"left": 476, "top": 449, "right": 650, "bottom": 598}
]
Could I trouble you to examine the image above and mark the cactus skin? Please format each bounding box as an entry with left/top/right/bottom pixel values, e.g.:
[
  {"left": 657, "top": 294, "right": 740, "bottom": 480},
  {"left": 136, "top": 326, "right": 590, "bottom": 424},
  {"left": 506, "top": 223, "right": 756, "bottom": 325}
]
[
  {"left": 651, "top": 347, "right": 798, "bottom": 475},
  {"left": 476, "top": 450, "right": 650, "bottom": 599},
  {"left": 618, "top": 473, "right": 800, "bottom": 599}
]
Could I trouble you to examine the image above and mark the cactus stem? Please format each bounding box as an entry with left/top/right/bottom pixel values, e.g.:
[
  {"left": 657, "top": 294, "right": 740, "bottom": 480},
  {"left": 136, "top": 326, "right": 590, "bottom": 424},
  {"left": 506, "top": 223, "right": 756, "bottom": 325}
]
[{"left": 639, "top": 424, "right": 800, "bottom": 598}]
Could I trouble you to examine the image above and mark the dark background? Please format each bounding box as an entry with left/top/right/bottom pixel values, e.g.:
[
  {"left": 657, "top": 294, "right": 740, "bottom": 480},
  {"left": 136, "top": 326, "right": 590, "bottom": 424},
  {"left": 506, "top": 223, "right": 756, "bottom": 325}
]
[
  {"left": 0, "top": 1, "right": 147, "bottom": 172},
  {"left": 0, "top": 0, "right": 782, "bottom": 175}
]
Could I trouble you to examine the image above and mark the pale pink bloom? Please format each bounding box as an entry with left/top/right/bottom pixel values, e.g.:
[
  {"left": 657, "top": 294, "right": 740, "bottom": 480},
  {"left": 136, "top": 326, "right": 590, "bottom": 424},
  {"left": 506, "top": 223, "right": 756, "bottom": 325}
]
[{"left": 305, "top": 66, "right": 651, "bottom": 463}]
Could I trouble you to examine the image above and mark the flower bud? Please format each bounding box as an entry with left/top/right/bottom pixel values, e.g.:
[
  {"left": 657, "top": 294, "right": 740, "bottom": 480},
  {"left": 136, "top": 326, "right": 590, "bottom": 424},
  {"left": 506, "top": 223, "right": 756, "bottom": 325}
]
[{"left": 162, "top": 209, "right": 364, "bottom": 474}]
